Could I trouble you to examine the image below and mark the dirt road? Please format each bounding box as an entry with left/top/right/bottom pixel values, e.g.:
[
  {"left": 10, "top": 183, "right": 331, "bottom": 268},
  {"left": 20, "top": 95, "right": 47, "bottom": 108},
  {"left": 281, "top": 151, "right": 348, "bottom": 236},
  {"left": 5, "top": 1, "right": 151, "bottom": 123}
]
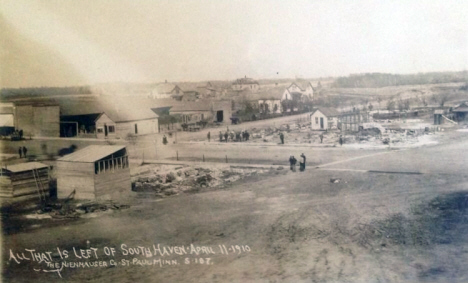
[{"left": 3, "top": 132, "right": 468, "bottom": 282}]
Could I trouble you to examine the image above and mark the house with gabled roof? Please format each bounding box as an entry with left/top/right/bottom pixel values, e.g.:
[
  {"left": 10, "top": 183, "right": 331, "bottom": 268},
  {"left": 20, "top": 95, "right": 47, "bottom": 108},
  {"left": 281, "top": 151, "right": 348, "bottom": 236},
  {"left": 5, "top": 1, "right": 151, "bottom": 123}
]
[
  {"left": 310, "top": 107, "right": 340, "bottom": 130},
  {"left": 151, "top": 82, "right": 184, "bottom": 99},
  {"left": 232, "top": 76, "right": 260, "bottom": 92}
]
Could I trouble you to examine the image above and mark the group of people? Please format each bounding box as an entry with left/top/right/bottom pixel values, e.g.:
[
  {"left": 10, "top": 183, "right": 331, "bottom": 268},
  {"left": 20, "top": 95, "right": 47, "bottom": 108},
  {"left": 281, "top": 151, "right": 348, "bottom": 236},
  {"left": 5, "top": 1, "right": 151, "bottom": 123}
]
[
  {"left": 18, "top": 146, "right": 28, "bottom": 158},
  {"left": 289, "top": 153, "right": 306, "bottom": 172},
  {"left": 217, "top": 130, "right": 250, "bottom": 142}
]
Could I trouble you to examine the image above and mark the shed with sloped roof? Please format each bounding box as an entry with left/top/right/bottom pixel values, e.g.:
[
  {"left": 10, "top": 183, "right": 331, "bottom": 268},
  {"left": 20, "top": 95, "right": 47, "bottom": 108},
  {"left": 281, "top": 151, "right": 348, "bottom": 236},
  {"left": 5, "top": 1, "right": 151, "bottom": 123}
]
[
  {"left": 0, "top": 162, "right": 50, "bottom": 206},
  {"left": 56, "top": 145, "right": 130, "bottom": 200}
]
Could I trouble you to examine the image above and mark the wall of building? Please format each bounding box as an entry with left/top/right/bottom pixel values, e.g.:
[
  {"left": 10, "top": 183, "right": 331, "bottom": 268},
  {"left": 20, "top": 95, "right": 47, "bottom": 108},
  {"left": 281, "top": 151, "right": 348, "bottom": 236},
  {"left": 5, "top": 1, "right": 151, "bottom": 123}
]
[
  {"left": 258, "top": 100, "right": 282, "bottom": 114},
  {"left": 57, "top": 162, "right": 96, "bottom": 200},
  {"left": 15, "top": 105, "right": 60, "bottom": 137},
  {"left": 310, "top": 111, "right": 337, "bottom": 130},
  {"left": 212, "top": 101, "right": 232, "bottom": 123},
  {"left": 95, "top": 114, "right": 117, "bottom": 139},
  {"left": 14, "top": 105, "right": 34, "bottom": 137},
  {"left": 33, "top": 106, "right": 60, "bottom": 137},
  {"left": 94, "top": 167, "right": 131, "bottom": 200},
  {"left": 116, "top": 118, "right": 158, "bottom": 138}
]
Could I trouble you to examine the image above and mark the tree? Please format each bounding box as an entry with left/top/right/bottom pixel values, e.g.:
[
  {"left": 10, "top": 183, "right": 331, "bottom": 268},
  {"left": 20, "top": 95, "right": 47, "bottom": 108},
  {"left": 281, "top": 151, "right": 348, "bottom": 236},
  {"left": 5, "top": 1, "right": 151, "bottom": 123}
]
[
  {"left": 377, "top": 97, "right": 382, "bottom": 112},
  {"left": 387, "top": 98, "right": 395, "bottom": 111}
]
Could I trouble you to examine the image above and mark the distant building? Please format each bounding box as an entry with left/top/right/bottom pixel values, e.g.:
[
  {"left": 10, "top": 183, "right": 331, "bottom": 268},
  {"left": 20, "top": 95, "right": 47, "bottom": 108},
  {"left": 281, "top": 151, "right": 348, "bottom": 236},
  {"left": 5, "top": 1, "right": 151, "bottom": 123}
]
[
  {"left": 151, "top": 99, "right": 232, "bottom": 130},
  {"left": 13, "top": 102, "right": 60, "bottom": 137},
  {"left": 59, "top": 98, "right": 159, "bottom": 139},
  {"left": 338, "top": 111, "right": 371, "bottom": 132},
  {"left": 249, "top": 87, "right": 285, "bottom": 114},
  {"left": 0, "top": 103, "right": 15, "bottom": 136},
  {"left": 310, "top": 108, "right": 340, "bottom": 130},
  {"left": 57, "top": 145, "right": 130, "bottom": 200},
  {"left": 232, "top": 77, "right": 260, "bottom": 92},
  {"left": 284, "top": 82, "right": 315, "bottom": 101},
  {"left": 452, "top": 102, "right": 468, "bottom": 122},
  {"left": 151, "top": 82, "right": 184, "bottom": 99}
]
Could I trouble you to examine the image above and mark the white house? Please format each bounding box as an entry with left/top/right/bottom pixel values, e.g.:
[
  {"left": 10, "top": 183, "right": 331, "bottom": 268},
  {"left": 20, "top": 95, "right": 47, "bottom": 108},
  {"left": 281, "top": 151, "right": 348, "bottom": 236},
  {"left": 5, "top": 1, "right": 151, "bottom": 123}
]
[
  {"left": 285, "top": 82, "right": 314, "bottom": 101},
  {"left": 310, "top": 108, "right": 340, "bottom": 130},
  {"left": 151, "top": 82, "right": 183, "bottom": 99},
  {"left": 232, "top": 77, "right": 259, "bottom": 92}
]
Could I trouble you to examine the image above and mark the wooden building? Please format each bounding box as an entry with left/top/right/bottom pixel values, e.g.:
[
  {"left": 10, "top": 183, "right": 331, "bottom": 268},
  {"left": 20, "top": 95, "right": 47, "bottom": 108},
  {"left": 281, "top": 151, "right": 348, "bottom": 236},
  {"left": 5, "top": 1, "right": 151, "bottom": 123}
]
[
  {"left": 339, "top": 111, "right": 370, "bottom": 132},
  {"left": 0, "top": 162, "right": 50, "bottom": 206},
  {"left": 310, "top": 108, "right": 340, "bottom": 130},
  {"left": 14, "top": 102, "right": 60, "bottom": 137},
  {"left": 57, "top": 145, "right": 130, "bottom": 200}
]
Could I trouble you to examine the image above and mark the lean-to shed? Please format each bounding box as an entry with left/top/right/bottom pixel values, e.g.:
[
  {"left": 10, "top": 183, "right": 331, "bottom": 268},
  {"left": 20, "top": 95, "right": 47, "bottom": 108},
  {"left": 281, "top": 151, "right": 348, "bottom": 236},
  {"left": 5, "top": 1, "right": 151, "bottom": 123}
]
[
  {"left": 56, "top": 145, "right": 130, "bottom": 200},
  {"left": 0, "top": 162, "right": 50, "bottom": 206}
]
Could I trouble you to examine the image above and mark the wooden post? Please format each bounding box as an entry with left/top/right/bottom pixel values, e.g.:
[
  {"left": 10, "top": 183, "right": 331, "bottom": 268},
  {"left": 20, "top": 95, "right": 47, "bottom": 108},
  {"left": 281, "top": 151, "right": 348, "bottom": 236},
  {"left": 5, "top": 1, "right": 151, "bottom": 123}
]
[{"left": 176, "top": 151, "right": 179, "bottom": 161}]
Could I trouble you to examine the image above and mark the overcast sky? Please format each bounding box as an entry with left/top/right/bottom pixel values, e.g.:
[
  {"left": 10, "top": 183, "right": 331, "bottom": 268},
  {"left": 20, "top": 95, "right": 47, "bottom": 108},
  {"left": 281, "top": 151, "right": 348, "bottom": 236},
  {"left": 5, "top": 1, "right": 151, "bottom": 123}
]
[{"left": 1, "top": 0, "right": 467, "bottom": 88}]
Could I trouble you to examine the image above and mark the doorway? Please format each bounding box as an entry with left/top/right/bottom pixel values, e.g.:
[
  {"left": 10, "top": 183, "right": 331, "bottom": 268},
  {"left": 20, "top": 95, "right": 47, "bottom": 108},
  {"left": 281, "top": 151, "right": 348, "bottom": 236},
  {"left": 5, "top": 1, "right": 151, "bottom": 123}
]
[
  {"left": 216, "top": 111, "right": 223, "bottom": 122},
  {"left": 320, "top": 117, "right": 324, "bottom": 129}
]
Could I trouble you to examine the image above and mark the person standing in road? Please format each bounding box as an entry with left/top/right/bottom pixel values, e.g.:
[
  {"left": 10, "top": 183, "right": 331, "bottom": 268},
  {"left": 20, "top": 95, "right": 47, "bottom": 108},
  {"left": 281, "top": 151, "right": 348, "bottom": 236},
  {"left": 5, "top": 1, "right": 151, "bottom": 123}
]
[
  {"left": 339, "top": 135, "right": 343, "bottom": 146},
  {"left": 279, "top": 132, "right": 284, "bottom": 144},
  {"left": 299, "top": 153, "right": 306, "bottom": 172},
  {"left": 18, "top": 147, "right": 22, "bottom": 158},
  {"left": 219, "top": 131, "right": 223, "bottom": 142},
  {"left": 319, "top": 133, "right": 324, "bottom": 143},
  {"left": 290, "top": 155, "right": 297, "bottom": 172},
  {"left": 224, "top": 131, "right": 229, "bottom": 142},
  {"left": 22, "top": 146, "right": 28, "bottom": 158},
  {"left": 207, "top": 131, "right": 211, "bottom": 142}
]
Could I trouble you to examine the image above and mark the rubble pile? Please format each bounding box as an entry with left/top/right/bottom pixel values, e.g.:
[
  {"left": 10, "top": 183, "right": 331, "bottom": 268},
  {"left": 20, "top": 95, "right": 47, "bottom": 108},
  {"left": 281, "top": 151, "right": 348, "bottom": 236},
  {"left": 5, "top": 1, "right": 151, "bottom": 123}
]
[
  {"left": 34, "top": 201, "right": 130, "bottom": 219},
  {"left": 131, "top": 164, "right": 270, "bottom": 197}
]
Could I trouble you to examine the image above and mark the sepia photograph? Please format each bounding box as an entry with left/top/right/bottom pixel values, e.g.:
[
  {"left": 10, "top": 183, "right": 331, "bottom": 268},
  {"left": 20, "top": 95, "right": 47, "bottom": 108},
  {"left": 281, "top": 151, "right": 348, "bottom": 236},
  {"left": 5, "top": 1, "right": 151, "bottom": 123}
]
[{"left": 1, "top": 0, "right": 468, "bottom": 282}]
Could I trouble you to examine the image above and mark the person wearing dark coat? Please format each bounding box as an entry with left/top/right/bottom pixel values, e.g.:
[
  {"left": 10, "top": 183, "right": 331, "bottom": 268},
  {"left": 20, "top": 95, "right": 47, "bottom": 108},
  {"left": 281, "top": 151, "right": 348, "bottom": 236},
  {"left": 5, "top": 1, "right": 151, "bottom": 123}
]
[
  {"left": 299, "top": 153, "right": 306, "bottom": 172},
  {"left": 219, "top": 131, "right": 223, "bottom": 142},
  {"left": 22, "top": 146, "right": 28, "bottom": 158},
  {"left": 224, "top": 132, "right": 229, "bottom": 142},
  {"left": 279, "top": 132, "right": 284, "bottom": 144},
  {"left": 289, "top": 155, "right": 297, "bottom": 172},
  {"left": 207, "top": 131, "right": 211, "bottom": 142},
  {"left": 18, "top": 147, "right": 22, "bottom": 158}
]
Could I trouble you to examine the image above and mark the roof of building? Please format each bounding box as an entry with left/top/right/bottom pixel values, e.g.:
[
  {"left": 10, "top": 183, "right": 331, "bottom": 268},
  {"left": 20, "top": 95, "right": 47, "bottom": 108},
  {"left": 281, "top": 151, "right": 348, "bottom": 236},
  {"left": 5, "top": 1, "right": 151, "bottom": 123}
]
[
  {"left": 249, "top": 87, "right": 285, "bottom": 100},
  {"left": 312, "top": 107, "right": 340, "bottom": 117},
  {"left": 58, "top": 145, "right": 127, "bottom": 163},
  {"left": 434, "top": 109, "right": 445, "bottom": 114},
  {"left": 2, "top": 162, "right": 49, "bottom": 173},
  {"left": 0, "top": 103, "right": 15, "bottom": 114},
  {"left": 153, "top": 83, "right": 181, "bottom": 94},
  {"left": 59, "top": 97, "right": 159, "bottom": 122},
  {"left": 453, "top": 102, "right": 468, "bottom": 112}
]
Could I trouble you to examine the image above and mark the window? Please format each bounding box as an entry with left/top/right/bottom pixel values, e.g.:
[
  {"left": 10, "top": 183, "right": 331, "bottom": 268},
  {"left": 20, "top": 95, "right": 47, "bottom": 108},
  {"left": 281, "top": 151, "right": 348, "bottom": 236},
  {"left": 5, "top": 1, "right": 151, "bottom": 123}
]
[
  {"left": 97, "top": 128, "right": 104, "bottom": 133},
  {"left": 108, "top": 125, "right": 115, "bottom": 133},
  {"left": 315, "top": 117, "right": 319, "bottom": 124}
]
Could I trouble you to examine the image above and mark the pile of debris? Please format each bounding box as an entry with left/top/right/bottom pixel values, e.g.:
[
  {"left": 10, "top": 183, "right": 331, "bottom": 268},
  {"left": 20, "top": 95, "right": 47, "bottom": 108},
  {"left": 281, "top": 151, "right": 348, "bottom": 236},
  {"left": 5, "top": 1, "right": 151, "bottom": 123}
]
[
  {"left": 31, "top": 201, "right": 130, "bottom": 219},
  {"left": 132, "top": 164, "right": 270, "bottom": 197}
]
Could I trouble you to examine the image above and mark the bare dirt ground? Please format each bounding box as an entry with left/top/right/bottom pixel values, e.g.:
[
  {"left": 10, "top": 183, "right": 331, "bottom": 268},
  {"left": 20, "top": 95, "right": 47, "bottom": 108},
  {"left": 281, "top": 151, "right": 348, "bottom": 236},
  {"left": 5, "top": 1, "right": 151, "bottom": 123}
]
[{"left": 2, "top": 130, "right": 468, "bottom": 283}]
